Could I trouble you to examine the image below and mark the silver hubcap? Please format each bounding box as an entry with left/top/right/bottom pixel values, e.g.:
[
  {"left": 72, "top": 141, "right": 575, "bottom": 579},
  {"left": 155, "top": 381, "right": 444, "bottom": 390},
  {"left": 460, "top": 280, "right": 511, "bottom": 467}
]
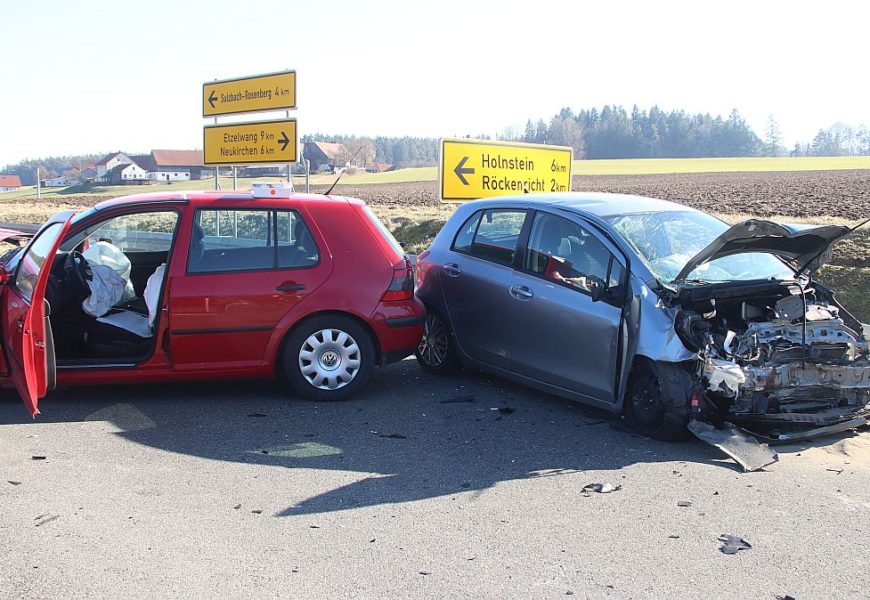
[
  {"left": 299, "top": 328, "right": 361, "bottom": 390},
  {"left": 417, "top": 315, "right": 449, "bottom": 367}
]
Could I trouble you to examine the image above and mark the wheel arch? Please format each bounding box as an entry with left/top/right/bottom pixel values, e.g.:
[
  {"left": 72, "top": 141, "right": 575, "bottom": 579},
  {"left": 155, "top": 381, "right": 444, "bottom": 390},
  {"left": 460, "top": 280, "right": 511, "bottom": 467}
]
[{"left": 273, "top": 309, "right": 382, "bottom": 377}]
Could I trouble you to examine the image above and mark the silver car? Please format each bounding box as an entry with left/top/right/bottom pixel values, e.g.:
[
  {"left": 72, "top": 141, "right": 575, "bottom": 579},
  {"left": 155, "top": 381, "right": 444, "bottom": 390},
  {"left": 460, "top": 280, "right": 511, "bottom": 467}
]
[{"left": 415, "top": 193, "right": 869, "bottom": 442}]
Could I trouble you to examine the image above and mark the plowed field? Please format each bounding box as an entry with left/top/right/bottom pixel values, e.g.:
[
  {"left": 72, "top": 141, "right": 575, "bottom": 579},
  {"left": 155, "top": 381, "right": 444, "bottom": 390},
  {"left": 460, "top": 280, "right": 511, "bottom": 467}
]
[{"left": 1, "top": 170, "right": 867, "bottom": 319}]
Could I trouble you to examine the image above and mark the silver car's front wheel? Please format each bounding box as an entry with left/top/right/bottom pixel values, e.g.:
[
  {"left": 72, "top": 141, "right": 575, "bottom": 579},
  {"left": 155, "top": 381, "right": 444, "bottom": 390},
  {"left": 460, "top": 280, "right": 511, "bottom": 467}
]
[
  {"left": 299, "top": 328, "right": 361, "bottom": 390},
  {"left": 284, "top": 316, "right": 375, "bottom": 402}
]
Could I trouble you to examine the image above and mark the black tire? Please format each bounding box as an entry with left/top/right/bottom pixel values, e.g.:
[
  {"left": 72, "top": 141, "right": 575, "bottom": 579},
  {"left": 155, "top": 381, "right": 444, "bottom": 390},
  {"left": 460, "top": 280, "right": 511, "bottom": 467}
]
[
  {"left": 282, "top": 315, "right": 375, "bottom": 402},
  {"left": 414, "top": 312, "right": 459, "bottom": 374},
  {"left": 624, "top": 359, "right": 692, "bottom": 441}
]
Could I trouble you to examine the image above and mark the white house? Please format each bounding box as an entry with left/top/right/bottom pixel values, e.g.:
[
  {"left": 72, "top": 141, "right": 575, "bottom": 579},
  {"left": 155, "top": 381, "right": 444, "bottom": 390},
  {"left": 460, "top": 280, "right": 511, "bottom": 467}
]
[
  {"left": 106, "top": 163, "right": 149, "bottom": 185},
  {"left": 0, "top": 175, "right": 21, "bottom": 192},
  {"left": 43, "top": 176, "right": 69, "bottom": 187},
  {"left": 95, "top": 152, "right": 135, "bottom": 180}
]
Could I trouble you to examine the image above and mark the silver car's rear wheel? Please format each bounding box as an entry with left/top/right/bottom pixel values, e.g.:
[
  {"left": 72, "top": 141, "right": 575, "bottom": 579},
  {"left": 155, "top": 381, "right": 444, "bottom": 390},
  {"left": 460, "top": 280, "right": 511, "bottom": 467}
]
[
  {"left": 284, "top": 315, "right": 375, "bottom": 401},
  {"left": 415, "top": 312, "right": 459, "bottom": 374},
  {"left": 299, "top": 328, "right": 361, "bottom": 390}
]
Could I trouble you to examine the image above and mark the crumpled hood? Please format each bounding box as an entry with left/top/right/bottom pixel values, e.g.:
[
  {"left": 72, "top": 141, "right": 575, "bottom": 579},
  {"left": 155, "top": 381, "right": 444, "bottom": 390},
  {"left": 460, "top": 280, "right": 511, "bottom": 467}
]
[{"left": 674, "top": 218, "right": 865, "bottom": 282}]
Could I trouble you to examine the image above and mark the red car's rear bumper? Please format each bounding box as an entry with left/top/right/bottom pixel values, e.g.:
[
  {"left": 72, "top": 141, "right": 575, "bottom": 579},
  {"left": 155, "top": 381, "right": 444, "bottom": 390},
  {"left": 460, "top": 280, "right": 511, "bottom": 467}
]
[{"left": 371, "top": 299, "right": 425, "bottom": 364}]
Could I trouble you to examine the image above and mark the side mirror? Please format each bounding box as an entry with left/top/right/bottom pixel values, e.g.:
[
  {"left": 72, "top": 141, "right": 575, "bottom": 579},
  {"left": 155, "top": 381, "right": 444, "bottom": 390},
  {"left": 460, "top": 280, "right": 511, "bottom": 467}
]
[{"left": 588, "top": 276, "right": 606, "bottom": 302}]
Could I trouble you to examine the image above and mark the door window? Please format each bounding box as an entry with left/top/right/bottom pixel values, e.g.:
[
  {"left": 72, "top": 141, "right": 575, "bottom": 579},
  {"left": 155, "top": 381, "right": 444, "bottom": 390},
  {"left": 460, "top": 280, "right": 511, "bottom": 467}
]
[
  {"left": 452, "top": 209, "right": 526, "bottom": 266},
  {"left": 189, "top": 209, "right": 318, "bottom": 273},
  {"left": 14, "top": 222, "right": 65, "bottom": 302},
  {"left": 65, "top": 211, "right": 179, "bottom": 253},
  {"left": 524, "top": 212, "right": 622, "bottom": 296}
]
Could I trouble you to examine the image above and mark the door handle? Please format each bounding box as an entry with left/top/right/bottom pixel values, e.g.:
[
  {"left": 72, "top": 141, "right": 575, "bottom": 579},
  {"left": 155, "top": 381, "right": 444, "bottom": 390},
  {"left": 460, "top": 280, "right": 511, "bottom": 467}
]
[
  {"left": 276, "top": 283, "right": 306, "bottom": 292},
  {"left": 443, "top": 263, "right": 461, "bottom": 278},
  {"left": 509, "top": 285, "right": 534, "bottom": 300}
]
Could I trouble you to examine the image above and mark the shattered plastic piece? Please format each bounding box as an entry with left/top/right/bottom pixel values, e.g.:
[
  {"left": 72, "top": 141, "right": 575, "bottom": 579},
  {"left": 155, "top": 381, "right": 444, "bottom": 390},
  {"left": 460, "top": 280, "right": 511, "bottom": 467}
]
[
  {"left": 581, "top": 482, "right": 622, "bottom": 496},
  {"left": 688, "top": 419, "right": 778, "bottom": 472},
  {"left": 31, "top": 456, "right": 46, "bottom": 460},
  {"left": 498, "top": 407, "right": 515, "bottom": 414},
  {"left": 440, "top": 395, "right": 474, "bottom": 404},
  {"left": 378, "top": 433, "right": 407, "bottom": 439},
  {"left": 7, "top": 481, "right": 22, "bottom": 486},
  {"left": 718, "top": 534, "right": 751, "bottom": 554},
  {"left": 677, "top": 500, "right": 692, "bottom": 507},
  {"left": 247, "top": 413, "right": 268, "bottom": 418},
  {"left": 251, "top": 509, "right": 263, "bottom": 514},
  {"left": 233, "top": 504, "right": 241, "bottom": 510},
  {"left": 34, "top": 514, "right": 60, "bottom": 527}
]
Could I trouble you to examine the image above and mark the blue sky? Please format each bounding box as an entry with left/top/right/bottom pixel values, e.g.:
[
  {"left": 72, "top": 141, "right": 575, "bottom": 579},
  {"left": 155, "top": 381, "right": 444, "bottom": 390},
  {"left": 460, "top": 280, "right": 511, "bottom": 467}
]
[{"left": 1, "top": 0, "right": 868, "bottom": 167}]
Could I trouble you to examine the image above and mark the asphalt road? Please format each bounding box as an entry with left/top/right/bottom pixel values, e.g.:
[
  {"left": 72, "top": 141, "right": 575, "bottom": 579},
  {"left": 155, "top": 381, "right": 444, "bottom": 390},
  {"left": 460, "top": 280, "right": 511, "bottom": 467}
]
[{"left": 2, "top": 359, "right": 869, "bottom": 599}]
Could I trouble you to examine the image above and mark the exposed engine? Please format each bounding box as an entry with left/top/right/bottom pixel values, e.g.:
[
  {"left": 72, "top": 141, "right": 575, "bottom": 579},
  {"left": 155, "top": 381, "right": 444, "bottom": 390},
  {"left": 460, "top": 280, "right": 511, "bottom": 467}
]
[{"left": 674, "top": 283, "right": 870, "bottom": 426}]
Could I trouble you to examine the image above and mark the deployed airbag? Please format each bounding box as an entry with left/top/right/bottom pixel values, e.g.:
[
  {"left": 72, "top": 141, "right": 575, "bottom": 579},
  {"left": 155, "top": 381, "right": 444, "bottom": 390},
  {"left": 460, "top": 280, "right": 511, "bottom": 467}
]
[
  {"left": 84, "top": 241, "right": 135, "bottom": 303},
  {"left": 82, "top": 265, "right": 126, "bottom": 317}
]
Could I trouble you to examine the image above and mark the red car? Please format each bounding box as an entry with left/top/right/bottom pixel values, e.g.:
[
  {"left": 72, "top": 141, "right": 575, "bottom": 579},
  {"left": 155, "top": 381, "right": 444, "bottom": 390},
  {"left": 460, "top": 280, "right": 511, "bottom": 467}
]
[{"left": 0, "top": 184, "right": 424, "bottom": 415}]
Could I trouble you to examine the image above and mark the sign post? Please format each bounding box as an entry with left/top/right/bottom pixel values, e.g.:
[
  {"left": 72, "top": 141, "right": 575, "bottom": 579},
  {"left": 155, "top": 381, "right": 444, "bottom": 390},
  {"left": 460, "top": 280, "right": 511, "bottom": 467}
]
[
  {"left": 439, "top": 138, "right": 573, "bottom": 202},
  {"left": 202, "top": 70, "right": 299, "bottom": 185}
]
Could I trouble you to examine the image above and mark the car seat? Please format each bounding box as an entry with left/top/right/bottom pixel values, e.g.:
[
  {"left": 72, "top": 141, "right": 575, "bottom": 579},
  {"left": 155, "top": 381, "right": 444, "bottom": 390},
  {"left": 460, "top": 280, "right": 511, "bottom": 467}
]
[{"left": 82, "top": 264, "right": 165, "bottom": 359}]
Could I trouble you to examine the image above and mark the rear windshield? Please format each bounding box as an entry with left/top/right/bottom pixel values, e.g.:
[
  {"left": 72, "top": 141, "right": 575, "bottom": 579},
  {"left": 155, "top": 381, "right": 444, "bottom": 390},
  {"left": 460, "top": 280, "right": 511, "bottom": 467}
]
[{"left": 362, "top": 206, "right": 405, "bottom": 257}]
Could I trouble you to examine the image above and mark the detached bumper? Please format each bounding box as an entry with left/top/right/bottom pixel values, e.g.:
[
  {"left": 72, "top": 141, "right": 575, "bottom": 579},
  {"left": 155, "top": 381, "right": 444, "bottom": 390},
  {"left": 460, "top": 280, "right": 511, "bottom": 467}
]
[{"left": 730, "top": 405, "right": 870, "bottom": 443}]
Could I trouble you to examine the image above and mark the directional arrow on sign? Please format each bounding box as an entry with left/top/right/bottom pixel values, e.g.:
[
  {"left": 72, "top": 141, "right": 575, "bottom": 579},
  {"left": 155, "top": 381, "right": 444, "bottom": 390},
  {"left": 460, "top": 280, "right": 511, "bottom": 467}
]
[
  {"left": 454, "top": 156, "right": 475, "bottom": 185},
  {"left": 208, "top": 90, "right": 218, "bottom": 109},
  {"left": 278, "top": 132, "right": 290, "bottom": 152}
]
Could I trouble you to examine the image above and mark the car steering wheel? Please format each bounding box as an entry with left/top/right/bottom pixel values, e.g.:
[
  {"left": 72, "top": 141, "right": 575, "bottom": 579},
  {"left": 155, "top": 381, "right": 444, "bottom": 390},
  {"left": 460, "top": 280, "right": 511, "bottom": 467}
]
[{"left": 65, "top": 251, "right": 92, "bottom": 297}]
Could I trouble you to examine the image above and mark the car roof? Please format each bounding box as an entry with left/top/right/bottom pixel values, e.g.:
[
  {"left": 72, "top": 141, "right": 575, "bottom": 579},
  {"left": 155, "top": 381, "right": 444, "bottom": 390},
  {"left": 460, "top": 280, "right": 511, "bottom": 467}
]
[
  {"left": 466, "top": 192, "right": 700, "bottom": 218},
  {"left": 92, "top": 191, "right": 360, "bottom": 212}
]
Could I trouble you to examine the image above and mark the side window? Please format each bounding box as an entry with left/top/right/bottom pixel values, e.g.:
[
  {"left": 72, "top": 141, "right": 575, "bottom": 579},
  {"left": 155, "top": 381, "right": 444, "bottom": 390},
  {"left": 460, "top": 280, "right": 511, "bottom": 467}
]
[
  {"left": 276, "top": 211, "right": 319, "bottom": 268},
  {"left": 524, "top": 212, "right": 620, "bottom": 295},
  {"left": 451, "top": 211, "right": 482, "bottom": 253},
  {"left": 72, "top": 211, "right": 178, "bottom": 253},
  {"left": 190, "top": 209, "right": 318, "bottom": 273},
  {"left": 14, "top": 222, "right": 64, "bottom": 303},
  {"left": 454, "top": 209, "right": 526, "bottom": 266}
]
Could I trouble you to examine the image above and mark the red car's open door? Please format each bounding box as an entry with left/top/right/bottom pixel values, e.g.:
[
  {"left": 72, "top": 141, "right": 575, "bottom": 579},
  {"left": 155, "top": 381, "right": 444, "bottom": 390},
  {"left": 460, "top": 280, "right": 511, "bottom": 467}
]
[{"left": 3, "top": 213, "right": 73, "bottom": 416}]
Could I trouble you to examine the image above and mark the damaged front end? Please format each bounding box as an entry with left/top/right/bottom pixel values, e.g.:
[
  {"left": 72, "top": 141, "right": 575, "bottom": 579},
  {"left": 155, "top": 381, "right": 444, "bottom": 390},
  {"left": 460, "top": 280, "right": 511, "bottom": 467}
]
[{"left": 674, "top": 281, "right": 870, "bottom": 442}]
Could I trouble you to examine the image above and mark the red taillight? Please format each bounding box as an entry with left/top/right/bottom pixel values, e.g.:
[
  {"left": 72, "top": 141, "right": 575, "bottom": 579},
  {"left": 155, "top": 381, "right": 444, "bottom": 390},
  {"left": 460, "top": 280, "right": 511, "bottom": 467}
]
[{"left": 381, "top": 259, "right": 414, "bottom": 302}]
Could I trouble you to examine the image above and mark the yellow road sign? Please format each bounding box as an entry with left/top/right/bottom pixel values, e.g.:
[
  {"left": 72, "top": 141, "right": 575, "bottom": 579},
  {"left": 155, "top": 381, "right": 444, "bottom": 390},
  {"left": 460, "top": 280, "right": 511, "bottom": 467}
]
[
  {"left": 439, "top": 138, "right": 573, "bottom": 202},
  {"left": 203, "top": 71, "right": 296, "bottom": 117},
  {"left": 203, "top": 119, "right": 297, "bottom": 165}
]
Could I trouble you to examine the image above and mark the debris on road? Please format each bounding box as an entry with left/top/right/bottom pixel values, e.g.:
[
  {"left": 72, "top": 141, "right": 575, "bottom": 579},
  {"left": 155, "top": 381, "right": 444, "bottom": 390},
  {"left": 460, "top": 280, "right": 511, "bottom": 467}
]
[
  {"left": 718, "top": 534, "right": 752, "bottom": 554},
  {"left": 440, "top": 395, "right": 474, "bottom": 404},
  {"left": 251, "top": 509, "right": 263, "bottom": 514},
  {"left": 7, "top": 480, "right": 22, "bottom": 485},
  {"left": 826, "top": 467, "right": 844, "bottom": 474},
  {"left": 378, "top": 433, "right": 407, "bottom": 439},
  {"left": 677, "top": 500, "right": 693, "bottom": 507},
  {"left": 581, "top": 482, "right": 622, "bottom": 496},
  {"left": 34, "top": 514, "right": 59, "bottom": 527},
  {"left": 247, "top": 412, "right": 268, "bottom": 418},
  {"left": 31, "top": 456, "right": 46, "bottom": 461},
  {"left": 233, "top": 504, "right": 241, "bottom": 510},
  {"left": 688, "top": 419, "right": 778, "bottom": 472}
]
